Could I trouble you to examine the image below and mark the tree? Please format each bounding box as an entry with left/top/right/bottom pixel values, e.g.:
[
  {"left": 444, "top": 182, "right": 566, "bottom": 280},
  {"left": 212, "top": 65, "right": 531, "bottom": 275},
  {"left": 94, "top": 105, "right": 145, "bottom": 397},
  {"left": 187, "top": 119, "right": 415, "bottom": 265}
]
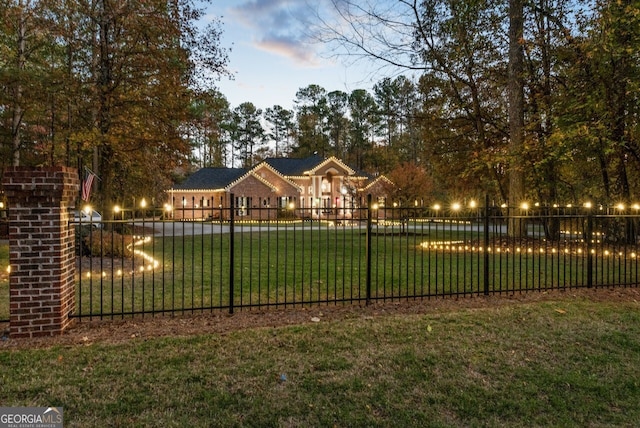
[
  {"left": 231, "top": 102, "right": 264, "bottom": 168},
  {"left": 0, "top": 0, "right": 59, "bottom": 167},
  {"left": 383, "top": 162, "right": 434, "bottom": 206},
  {"left": 347, "top": 89, "right": 378, "bottom": 170},
  {"left": 0, "top": 0, "right": 230, "bottom": 213},
  {"left": 264, "top": 105, "right": 294, "bottom": 157},
  {"left": 325, "top": 90, "right": 349, "bottom": 159},
  {"left": 189, "top": 89, "right": 231, "bottom": 167},
  {"left": 292, "top": 84, "right": 329, "bottom": 157},
  {"left": 507, "top": 0, "right": 526, "bottom": 236}
]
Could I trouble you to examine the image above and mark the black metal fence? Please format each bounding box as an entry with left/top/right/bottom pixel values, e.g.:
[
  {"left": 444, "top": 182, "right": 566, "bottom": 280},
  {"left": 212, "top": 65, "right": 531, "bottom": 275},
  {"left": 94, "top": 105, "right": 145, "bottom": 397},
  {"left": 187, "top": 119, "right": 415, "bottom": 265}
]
[{"left": 71, "top": 197, "right": 640, "bottom": 320}]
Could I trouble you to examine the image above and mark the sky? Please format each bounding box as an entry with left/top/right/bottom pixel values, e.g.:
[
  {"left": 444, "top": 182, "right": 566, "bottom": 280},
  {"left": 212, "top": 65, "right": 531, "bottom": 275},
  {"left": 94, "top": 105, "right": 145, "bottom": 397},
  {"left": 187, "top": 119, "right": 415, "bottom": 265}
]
[{"left": 202, "top": 0, "right": 387, "bottom": 111}]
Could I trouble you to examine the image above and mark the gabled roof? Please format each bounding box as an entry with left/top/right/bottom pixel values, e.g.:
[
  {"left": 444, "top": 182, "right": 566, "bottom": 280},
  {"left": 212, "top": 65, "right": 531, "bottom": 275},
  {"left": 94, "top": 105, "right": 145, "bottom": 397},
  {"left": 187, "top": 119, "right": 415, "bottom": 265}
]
[
  {"left": 361, "top": 175, "right": 393, "bottom": 191},
  {"left": 306, "top": 156, "right": 356, "bottom": 176},
  {"left": 225, "top": 171, "right": 279, "bottom": 192},
  {"left": 263, "top": 155, "right": 325, "bottom": 176},
  {"left": 171, "top": 168, "right": 247, "bottom": 190},
  {"left": 251, "top": 162, "right": 302, "bottom": 191}
]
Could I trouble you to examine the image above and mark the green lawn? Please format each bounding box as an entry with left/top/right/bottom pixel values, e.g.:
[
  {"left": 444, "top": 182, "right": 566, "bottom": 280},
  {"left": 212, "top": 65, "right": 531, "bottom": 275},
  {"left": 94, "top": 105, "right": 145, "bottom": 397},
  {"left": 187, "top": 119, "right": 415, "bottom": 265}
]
[{"left": 1, "top": 295, "right": 640, "bottom": 427}]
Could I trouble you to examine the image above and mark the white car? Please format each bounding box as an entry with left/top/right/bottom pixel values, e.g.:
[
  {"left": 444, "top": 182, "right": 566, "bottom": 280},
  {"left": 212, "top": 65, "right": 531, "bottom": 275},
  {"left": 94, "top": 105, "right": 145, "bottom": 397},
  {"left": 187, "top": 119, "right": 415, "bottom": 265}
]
[{"left": 73, "top": 209, "right": 102, "bottom": 228}]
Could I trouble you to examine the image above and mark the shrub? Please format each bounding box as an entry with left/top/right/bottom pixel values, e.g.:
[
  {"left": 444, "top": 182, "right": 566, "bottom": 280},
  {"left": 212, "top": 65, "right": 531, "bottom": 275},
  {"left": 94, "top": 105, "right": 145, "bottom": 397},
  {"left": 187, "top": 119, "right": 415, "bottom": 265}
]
[{"left": 81, "top": 229, "right": 134, "bottom": 258}]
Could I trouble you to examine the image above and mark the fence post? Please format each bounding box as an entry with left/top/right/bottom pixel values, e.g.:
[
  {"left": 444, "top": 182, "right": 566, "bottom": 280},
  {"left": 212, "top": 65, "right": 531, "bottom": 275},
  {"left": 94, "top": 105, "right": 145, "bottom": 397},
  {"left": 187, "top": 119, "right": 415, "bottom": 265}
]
[
  {"left": 365, "top": 194, "right": 373, "bottom": 305},
  {"left": 483, "top": 195, "right": 491, "bottom": 295},
  {"left": 229, "top": 193, "right": 235, "bottom": 314},
  {"left": 2, "top": 166, "right": 79, "bottom": 338},
  {"left": 586, "top": 209, "right": 593, "bottom": 288}
]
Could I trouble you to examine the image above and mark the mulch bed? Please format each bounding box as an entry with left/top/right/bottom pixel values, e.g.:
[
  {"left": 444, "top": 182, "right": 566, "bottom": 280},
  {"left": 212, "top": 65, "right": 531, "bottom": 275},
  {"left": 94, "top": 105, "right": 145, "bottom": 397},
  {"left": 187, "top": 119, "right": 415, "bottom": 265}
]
[{"left": 2, "top": 286, "right": 639, "bottom": 350}]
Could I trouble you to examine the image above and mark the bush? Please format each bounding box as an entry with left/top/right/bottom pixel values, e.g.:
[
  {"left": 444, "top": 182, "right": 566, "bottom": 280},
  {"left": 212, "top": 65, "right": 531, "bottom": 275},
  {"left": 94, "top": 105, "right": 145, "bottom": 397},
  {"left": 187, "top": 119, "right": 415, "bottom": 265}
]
[{"left": 79, "top": 228, "right": 134, "bottom": 258}]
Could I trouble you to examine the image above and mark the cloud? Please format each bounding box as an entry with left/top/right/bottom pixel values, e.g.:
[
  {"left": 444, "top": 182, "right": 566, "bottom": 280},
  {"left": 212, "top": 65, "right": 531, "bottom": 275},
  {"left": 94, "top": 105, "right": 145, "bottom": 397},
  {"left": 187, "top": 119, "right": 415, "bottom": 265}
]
[{"left": 229, "top": 0, "right": 322, "bottom": 67}]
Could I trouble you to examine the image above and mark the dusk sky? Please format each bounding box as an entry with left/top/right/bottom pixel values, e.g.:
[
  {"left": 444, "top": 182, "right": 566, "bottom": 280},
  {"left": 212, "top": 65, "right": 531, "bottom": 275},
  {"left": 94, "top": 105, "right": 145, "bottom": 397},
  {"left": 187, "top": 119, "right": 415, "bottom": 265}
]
[{"left": 203, "top": 0, "right": 397, "bottom": 111}]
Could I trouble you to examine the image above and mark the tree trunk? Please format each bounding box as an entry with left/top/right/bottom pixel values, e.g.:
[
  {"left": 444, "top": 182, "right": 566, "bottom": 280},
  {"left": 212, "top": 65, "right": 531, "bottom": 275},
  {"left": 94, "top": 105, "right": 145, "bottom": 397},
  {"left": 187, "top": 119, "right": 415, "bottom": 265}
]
[
  {"left": 11, "top": 0, "right": 27, "bottom": 166},
  {"left": 508, "top": 0, "right": 526, "bottom": 238}
]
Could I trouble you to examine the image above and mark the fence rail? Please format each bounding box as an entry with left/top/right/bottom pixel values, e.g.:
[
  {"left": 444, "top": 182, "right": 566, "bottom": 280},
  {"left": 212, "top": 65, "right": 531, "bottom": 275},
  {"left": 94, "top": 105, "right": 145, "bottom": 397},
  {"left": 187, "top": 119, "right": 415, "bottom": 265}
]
[{"left": 69, "top": 198, "right": 640, "bottom": 320}]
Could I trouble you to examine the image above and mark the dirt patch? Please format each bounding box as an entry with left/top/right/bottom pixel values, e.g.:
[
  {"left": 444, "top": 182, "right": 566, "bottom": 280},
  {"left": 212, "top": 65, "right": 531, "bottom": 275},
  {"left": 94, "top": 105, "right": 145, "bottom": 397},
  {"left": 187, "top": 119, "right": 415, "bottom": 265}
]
[{"left": 2, "top": 287, "right": 639, "bottom": 350}]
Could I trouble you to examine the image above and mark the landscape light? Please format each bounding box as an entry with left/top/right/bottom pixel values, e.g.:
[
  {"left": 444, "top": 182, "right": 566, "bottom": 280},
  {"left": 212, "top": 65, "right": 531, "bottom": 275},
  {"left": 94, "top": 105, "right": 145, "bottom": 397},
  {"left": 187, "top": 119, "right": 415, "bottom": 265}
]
[
  {"left": 433, "top": 204, "right": 441, "bottom": 211},
  {"left": 83, "top": 205, "right": 92, "bottom": 214},
  {"left": 520, "top": 202, "right": 529, "bottom": 210},
  {"left": 114, "top": 205, "right": 121, "bottom": 214},
  {"left": 469, "top": 200, "right": 477, "bottom": 209},
  {"left": 616, "top": 203, "right": 625, "bottom": 210},
  {"left": 140, "top": 198, "right": 147, "bottom": 208},
  {"left": 451, "top": 202, "right": 461, "bottom": 211},
  {"left": 584, "top": 202, "right": 592, "bottom": 209},
  {"left": 633, "top": 204, "right": 640, "bottom": 210}
]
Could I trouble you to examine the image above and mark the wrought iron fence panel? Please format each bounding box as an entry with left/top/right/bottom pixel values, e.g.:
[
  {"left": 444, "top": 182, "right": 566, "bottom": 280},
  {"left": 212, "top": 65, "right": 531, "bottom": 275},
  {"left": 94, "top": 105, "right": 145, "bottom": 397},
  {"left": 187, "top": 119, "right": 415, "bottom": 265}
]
[{"left": 70, "top": 201, "right": 640, "bottom": 320}]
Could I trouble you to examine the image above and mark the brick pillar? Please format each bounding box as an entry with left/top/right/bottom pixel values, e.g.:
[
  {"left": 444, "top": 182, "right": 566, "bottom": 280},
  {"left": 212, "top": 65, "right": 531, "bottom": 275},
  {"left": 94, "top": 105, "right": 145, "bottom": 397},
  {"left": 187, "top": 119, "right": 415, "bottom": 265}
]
[{"left": 2, "top": 166, "right": 79, "bottom": 338}]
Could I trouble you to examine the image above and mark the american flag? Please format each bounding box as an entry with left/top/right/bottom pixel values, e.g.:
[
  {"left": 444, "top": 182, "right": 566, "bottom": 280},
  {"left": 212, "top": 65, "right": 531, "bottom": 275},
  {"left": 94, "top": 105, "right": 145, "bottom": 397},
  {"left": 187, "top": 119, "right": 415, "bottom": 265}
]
[{"left": 81, "top": 170, "right": 97, "bottom": 201}]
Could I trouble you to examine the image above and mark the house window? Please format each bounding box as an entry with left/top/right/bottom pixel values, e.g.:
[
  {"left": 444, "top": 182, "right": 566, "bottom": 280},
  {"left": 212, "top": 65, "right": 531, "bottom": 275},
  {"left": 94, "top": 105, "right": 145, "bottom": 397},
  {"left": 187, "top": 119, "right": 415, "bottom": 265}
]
[
  {"left": 321, "top": 179, "right": 330, "bottom": 193},
  {"left": 236, "top": 196, "right": 251, "bottom": 216},
  {"left": 278, "top": 196, "right": 291, "bottom": 209}
]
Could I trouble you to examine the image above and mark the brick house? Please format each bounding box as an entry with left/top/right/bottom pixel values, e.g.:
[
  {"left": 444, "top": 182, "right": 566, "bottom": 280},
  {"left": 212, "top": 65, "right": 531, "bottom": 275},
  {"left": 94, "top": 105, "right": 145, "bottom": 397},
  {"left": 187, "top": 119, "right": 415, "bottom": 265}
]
[{"left": 167, "top": 155, "right": 391, "bottom": 220}]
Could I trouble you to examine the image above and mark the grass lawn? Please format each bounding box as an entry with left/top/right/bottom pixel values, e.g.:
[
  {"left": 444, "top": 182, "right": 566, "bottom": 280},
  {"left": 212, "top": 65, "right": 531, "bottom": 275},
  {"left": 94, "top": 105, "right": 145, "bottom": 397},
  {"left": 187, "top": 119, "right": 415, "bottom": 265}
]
[{"left": 2, "top": 292, "right": 640, "bottom": 427}]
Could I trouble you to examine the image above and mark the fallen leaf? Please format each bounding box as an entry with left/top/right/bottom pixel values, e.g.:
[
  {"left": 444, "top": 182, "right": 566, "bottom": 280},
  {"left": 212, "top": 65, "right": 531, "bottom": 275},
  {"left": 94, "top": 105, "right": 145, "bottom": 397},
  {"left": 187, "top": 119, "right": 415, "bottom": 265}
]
[
  {"left": 555, "top": 309, "right": 567, "bottom": 314},
  {"left": 311, "top": 317, "right": 321, "bottom": 323}
]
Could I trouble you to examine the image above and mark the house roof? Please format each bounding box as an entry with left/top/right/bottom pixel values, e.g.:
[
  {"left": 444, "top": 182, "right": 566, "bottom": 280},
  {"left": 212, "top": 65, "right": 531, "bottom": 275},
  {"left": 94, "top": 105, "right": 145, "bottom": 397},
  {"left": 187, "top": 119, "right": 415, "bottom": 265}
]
[
  {"left": 169, "top": 156, "right": 387, "bottom": 193},
  {"left": 172, "top": 168, "right": 247, "bottom": 190},
  {"left": 263, "top": 155, "right": 325, "bottom": 176}
]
